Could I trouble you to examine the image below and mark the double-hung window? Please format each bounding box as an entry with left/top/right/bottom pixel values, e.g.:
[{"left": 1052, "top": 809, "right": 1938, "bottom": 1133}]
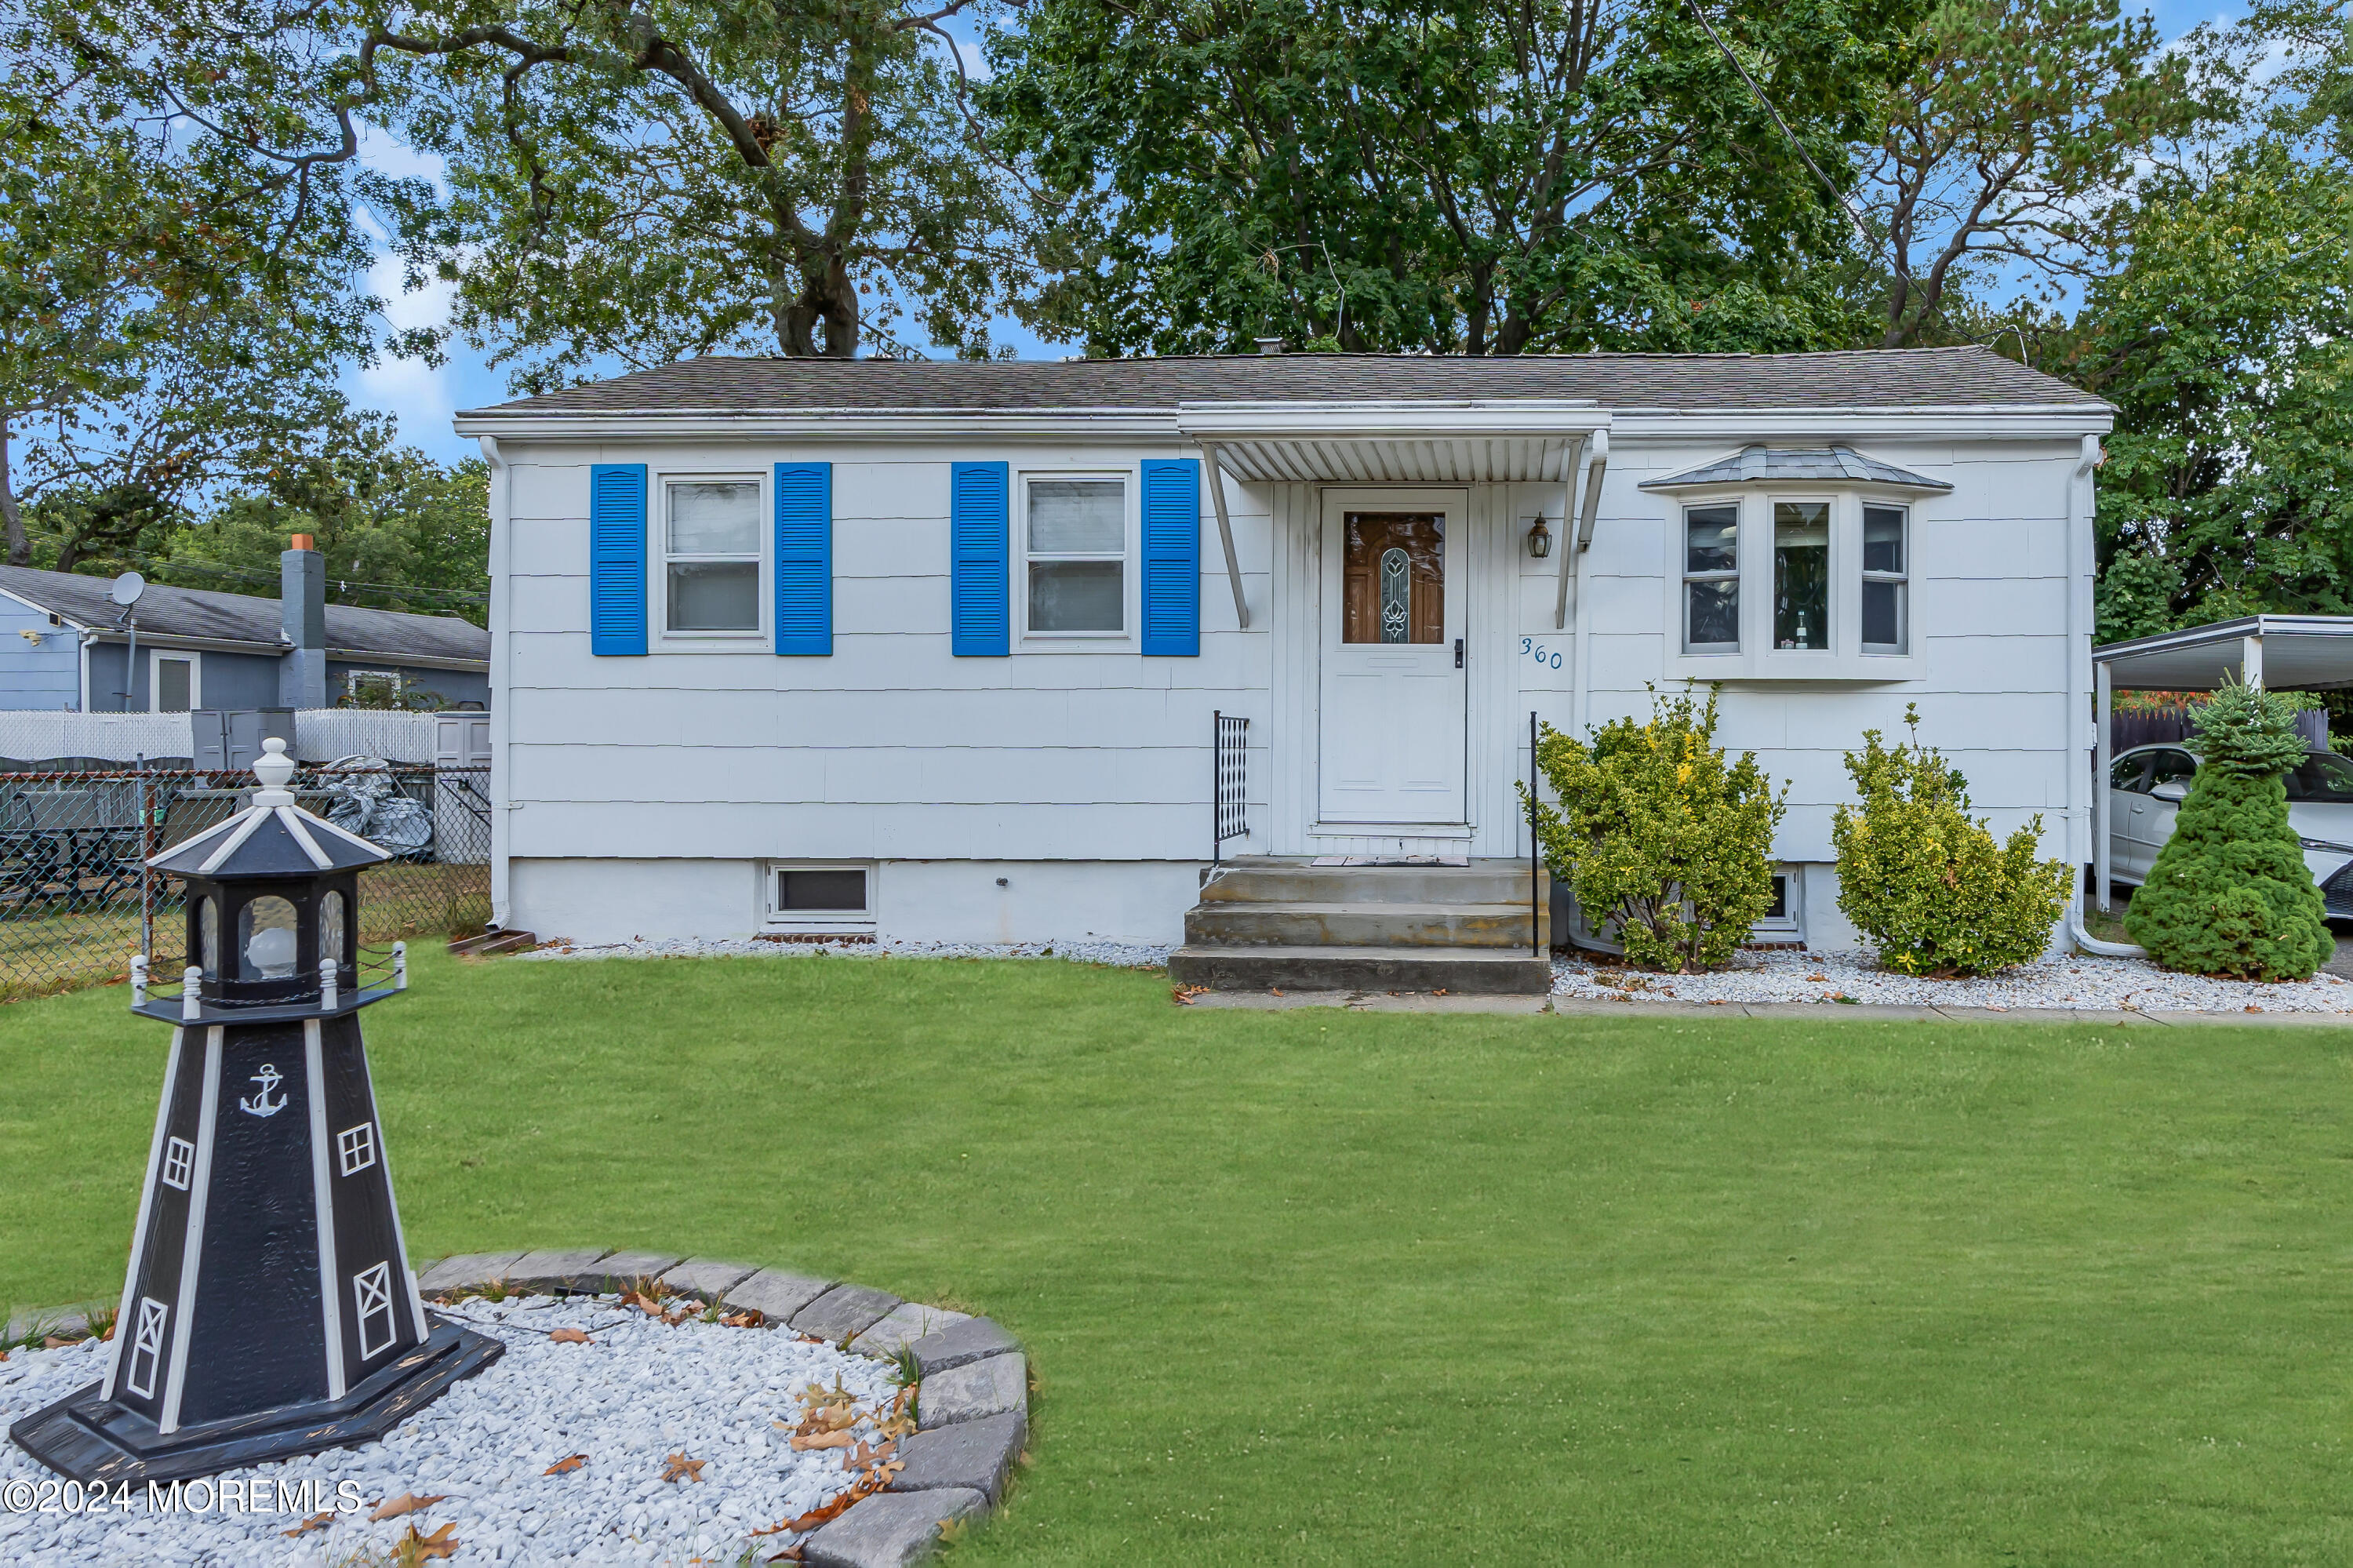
[
  {"left": 1861, "top": 504, "right": 1908, "bottom": 654},
  {"left": 1025, "top": 477, "right": 1126, "bottom": 635},
  {"left": 664, "top": 478, "right": 762, "bottom": 635},
  {"left": 1682, "top": 504, "right": 1740, "bottom": 653}
]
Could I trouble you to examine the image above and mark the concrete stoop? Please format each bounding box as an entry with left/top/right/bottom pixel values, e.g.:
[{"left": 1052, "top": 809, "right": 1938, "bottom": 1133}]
[{"left": 1169, "top": 857, "right": 1552, "bottom": 995}]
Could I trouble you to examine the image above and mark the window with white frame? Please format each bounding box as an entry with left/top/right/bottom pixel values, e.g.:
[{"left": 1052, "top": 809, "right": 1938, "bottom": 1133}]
[
  {"left": 763, "top": 863, "right": 874, "bottom": 927},
  {"left": 1861, "top": 504, "right": 1908, "bottom": 653},
  {"left": 1682, "top": 504, "right": 1740, "bottom": 653},
  {"left": 1772, "top": 501, "right": 1831, "bottom": 650},
  {"left": 1024, "top": 477, "right": 1126, "bottom": 635},
  {"left": 664, "top": 478, "right": 762, "bottom": 634},
  {"left": 150, "top": 650, "right": 198, "bottom": 713}
]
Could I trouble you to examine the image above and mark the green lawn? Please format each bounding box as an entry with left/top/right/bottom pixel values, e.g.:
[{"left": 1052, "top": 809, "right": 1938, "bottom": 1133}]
[{"left": 5, "top": 951, "right": 2352, "bottom": 1563}]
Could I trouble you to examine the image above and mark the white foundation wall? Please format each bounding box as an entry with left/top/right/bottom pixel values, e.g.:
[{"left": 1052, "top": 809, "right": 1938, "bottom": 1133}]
[{"left": 511, "top": 857, "right": 1202, "bottom": 947}]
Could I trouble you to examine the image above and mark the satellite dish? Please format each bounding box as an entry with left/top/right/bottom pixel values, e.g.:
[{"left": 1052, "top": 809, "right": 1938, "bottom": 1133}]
[{"left": 109, "top": 571, "right": 145, "bottom": 608}]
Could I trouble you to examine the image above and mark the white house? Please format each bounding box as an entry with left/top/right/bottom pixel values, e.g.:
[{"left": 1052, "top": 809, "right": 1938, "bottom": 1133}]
[{"left": 456, "top": 349, "right": 2110, "bottom": 981}]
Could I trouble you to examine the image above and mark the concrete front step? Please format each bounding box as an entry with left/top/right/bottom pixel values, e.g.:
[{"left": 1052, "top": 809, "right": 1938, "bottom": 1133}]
[
  {"left": 1184, "top": 900, "right": 1538, "bottom": 949},
  {"left": 1202, "top": 859, "right": 1537, "bottom": 906},
  {"left": 1167, "top": 945, "right": 1554, "bottom": 995}
]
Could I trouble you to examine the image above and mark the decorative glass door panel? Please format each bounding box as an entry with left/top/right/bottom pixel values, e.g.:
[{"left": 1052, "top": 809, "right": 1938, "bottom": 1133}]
[
  {"left": 1319, "top": 493, "right": 1467, "bottom": 826},
  {"left": 1341, "top": 513, "right": 1446, "bottom": 645}
]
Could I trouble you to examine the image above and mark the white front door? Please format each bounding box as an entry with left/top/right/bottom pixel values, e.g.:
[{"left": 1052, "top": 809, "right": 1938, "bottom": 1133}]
[{"left": 1317, "top": 489, "right": 1468, "bottom": 826}]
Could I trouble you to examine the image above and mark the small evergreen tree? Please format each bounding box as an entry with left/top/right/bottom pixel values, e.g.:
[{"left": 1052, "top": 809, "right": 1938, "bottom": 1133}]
[
  {"left": 2126, "top": 679, "right": 2333, "bottom": 980},
  {"left": 1522, "top": 684, "right": 1784, "bottom": 973},
  {"left": 1832, "top": 706, "right": 2071, "bottom": 976}
]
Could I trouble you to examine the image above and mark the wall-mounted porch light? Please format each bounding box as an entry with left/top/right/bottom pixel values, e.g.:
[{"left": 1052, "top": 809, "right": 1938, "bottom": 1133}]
[{"left": 1525, "top": 517, "right": 1554, "bottom": 559}]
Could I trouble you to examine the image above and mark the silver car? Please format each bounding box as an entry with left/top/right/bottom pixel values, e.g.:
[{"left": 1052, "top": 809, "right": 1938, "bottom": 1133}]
[{"left": 2108, "top": 744, "right": 2353, "bottom": 915}]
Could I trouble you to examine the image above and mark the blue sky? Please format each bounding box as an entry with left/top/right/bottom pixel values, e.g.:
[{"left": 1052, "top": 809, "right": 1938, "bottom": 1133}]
[{"left": 353, "top": 0, "right": 2246, "bottom": 466}]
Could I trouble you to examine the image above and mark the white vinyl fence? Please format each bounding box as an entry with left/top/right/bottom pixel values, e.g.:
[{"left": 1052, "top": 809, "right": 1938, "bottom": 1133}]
[{"left": 0, "top": 710, "right": 464, "bottom": 765}]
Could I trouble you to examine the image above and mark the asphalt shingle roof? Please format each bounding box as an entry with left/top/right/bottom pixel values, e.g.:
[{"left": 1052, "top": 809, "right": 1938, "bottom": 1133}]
[
  {"left": 0, "top": 565, "right": 489, "bottom": 664},
  {"left": 464, "top": 347, "right": 2106, "bottom": 418}
]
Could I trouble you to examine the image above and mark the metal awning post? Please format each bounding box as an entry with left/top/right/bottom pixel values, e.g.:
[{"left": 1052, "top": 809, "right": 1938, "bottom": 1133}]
[
  {"left": 1552, "top": 435, "right": 1587, "bottom": 631},
  {"left": 1198, "top": 443, "right": 1250, "bottom": 631},
  {"left": 2242, "top": 633, "right": 2264, "bottom": 688}
]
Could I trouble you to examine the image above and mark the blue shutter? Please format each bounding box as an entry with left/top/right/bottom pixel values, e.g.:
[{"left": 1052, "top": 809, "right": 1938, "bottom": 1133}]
[
  {"left": 588, "top": 464, "right": 648, "bottom": 656},
  {"left": 950, "top": 461, "right": 1009, "bottom": 657},
  {"left": 773, "top": 462, "right": 832, "bottom": 655},
  {"left": 1140, "top": 459, "right": 1201, "bottom": 656}
]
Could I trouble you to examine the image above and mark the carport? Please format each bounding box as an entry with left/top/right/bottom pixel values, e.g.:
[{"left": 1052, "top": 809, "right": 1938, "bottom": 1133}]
[{"left": 2091, "top": 614, "right": 2353, "bottom": 914}]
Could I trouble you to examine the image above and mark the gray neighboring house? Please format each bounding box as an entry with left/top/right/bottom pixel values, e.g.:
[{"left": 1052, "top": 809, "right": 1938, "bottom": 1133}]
[{"left": 0, "top": 556, "right": 489, "bottom": 712}]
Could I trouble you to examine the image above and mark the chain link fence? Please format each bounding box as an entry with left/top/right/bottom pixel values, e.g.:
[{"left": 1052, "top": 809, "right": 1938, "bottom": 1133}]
[{"left": 0, "top": 762, "right": 490, "bottom": 1003}]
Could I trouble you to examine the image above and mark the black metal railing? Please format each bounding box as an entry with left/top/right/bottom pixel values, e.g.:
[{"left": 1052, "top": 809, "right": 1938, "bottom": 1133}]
[
  {"left": 0, "top": 761, "right": 490, "bottom": 1003},
  {"left": 1213, "top": 711, "right": 1249, "bottom": 866}
]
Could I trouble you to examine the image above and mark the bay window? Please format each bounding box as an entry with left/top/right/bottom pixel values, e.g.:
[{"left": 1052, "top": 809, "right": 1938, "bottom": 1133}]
[
  {"left": 1682, "top": 504, "right": 1740, "bottom": 653},
  {"left": 1862, "top": 504, "right": 1908, "bottom": 654},
  {"left": 1772, "top": 502, "right": 1831, "bottom": 651}
]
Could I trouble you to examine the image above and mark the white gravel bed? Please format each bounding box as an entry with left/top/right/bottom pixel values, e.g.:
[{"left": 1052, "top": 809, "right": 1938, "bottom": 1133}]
[
  {"left": 519, "top": 933, "right": 1173, "bottom": 969},
  {"left": 0, "top": 1293, "right": 902, "bottom": 1566},
  {"left": 1553, "top": 947, "right": 2353, "bottom": 1013}
]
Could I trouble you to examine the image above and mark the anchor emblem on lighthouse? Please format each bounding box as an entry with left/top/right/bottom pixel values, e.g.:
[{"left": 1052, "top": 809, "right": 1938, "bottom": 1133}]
[{"left": 239, "top": 1064, "right": 288, "bottom": 1119}]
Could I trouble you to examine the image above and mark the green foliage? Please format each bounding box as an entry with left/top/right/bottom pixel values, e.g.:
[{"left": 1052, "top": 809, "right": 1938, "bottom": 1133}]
[
  {"left": 2126, "top": 681, "right": 2333, "bottom": 980},
  {"left": 379, "top": 0, "right": 1024, "bottom": 373},
  {"left": 986, "top": 0, "right": 1904, "bottom": 356},
  {"left": 0, "top": 0, "right": 406, "bottom": 567},
  {"left": 1522, "top": 685, "right": 1786, "bottom": 972},
  {"left": 1831, "top": 704, "right": 2071, "bottom": 975},
  {"left": 1862, "top": 0, "right": 2209, "bottom": 347}
]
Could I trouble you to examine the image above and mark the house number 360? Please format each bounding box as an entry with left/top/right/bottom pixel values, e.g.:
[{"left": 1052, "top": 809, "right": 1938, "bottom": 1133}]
[{"left": 1520, "top": 638, "right": 1563, "bottom": 670}]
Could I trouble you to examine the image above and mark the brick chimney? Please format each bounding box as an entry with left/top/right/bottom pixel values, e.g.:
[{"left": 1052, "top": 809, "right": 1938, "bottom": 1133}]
[{"left": 279, "top": 535, "right": 326, "bottom": 708}]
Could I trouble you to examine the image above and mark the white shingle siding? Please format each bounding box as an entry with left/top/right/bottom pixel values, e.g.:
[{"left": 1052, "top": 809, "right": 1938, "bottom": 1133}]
[{"left": 480, "top": 365, "right": 2104, "bottom": 950}]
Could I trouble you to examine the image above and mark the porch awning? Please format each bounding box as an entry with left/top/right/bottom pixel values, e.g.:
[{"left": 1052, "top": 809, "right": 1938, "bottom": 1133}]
[
  {"left": 1172, "top": 401, "right": 1611, "bottom": 631},
  {"left": 1173, "top": 400, "right": 1604, "bottom": 482}
]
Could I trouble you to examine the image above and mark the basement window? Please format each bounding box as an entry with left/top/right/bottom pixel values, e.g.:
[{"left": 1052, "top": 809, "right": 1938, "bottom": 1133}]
[
  {"left": 1749, "top": 867, "right": 1804, "bottom": 944},
  {"left": 763, "top": 864, "right": 875, "bottom": 930}
]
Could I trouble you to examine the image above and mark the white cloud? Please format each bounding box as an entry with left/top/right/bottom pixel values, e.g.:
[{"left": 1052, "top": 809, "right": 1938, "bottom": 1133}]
[
  {"left": 351, "top": 249, "right": 460, "bottom": 451},
  {"left": 955, "top": 37, "right": 992, "bottom": 82}
]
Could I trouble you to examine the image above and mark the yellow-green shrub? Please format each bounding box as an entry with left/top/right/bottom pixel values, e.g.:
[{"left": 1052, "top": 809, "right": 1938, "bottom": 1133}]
[
  {"left": 1522, "top": 684, "right": 1784, "bottom": 973},
  {"left": 1831, "top": 706, "right": 2070, "bottom": 975}
]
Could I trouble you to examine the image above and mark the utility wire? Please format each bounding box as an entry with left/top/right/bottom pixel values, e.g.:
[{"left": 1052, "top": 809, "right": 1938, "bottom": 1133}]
[{"left": 1682, "top": 0, "right": 1880, "bottom": 253}]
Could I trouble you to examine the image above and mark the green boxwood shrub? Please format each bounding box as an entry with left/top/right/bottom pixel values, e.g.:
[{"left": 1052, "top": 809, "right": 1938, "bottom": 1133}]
[
  {"left": 2125, "top": 680, "right": 2333, "bottom": 980},
  {"left": 1831, "top": 705, "right": 2071, "bottom": 976},
  {"left": 1522, "top": 684, "right": 1784, "bottom": 973}
]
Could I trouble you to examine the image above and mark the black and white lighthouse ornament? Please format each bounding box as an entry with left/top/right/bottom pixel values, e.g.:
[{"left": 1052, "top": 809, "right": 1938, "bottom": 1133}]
[{"left": 10, "top": 738, "right": 500, "bottom": 1483}]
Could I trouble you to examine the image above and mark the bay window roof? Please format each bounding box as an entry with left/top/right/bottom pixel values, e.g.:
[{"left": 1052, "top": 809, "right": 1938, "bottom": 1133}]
[{"left": 1638, "top": 445, "right": 1953, "bottom": 493}]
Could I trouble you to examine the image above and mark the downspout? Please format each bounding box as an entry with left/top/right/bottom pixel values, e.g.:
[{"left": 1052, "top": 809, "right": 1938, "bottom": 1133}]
[
  {"left": 481, "top": 435, "right": 514, "bottom": 929},
  {"left": 2064, "top": 433, "right": 2142, "bottom": 957},
  {"left": 1198, "top": 442, "right": 1250, "bottom": 630}
]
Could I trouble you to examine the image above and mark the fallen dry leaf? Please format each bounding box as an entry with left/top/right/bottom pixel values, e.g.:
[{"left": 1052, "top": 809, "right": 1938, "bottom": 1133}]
[
  {"left": 790, "top": 1430, "right": 855, "bottom": 1452},
  {"left": 544, "top": 1453, "right": 587, "bottom": 1475},
  {"left": 41, "top": 1336, "right": 71, "bottom": 1348},
  {"left": 282, "top": 1511, "right": 336, "bottom": 1538},
  {"left": 662, "top": 1453, "right": 707, "bottom": 1483},
  {"left": 371, "top": 1492, "right": 449, "bottom": 1522},
  {"left": 721, "top": 1310, "right": 765, "bottom": 1328},
  {"left": 547, "top": 1327, "right": 592, "bottom": 1344},
  {"left": 395, "top": 1522, "right": 460, "bottom": 1563}
]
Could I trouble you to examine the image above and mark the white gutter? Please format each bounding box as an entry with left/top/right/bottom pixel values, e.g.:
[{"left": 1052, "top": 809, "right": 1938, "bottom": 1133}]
[
  {"left": 2066, "top": 432, "right": 2104, "bottom": 958},
  {"left": 1195, "top": 443, "right": 1250, "bottom": 630},
  {"left": 480, "top": 435, "right": 514, "bottom": 930}
]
